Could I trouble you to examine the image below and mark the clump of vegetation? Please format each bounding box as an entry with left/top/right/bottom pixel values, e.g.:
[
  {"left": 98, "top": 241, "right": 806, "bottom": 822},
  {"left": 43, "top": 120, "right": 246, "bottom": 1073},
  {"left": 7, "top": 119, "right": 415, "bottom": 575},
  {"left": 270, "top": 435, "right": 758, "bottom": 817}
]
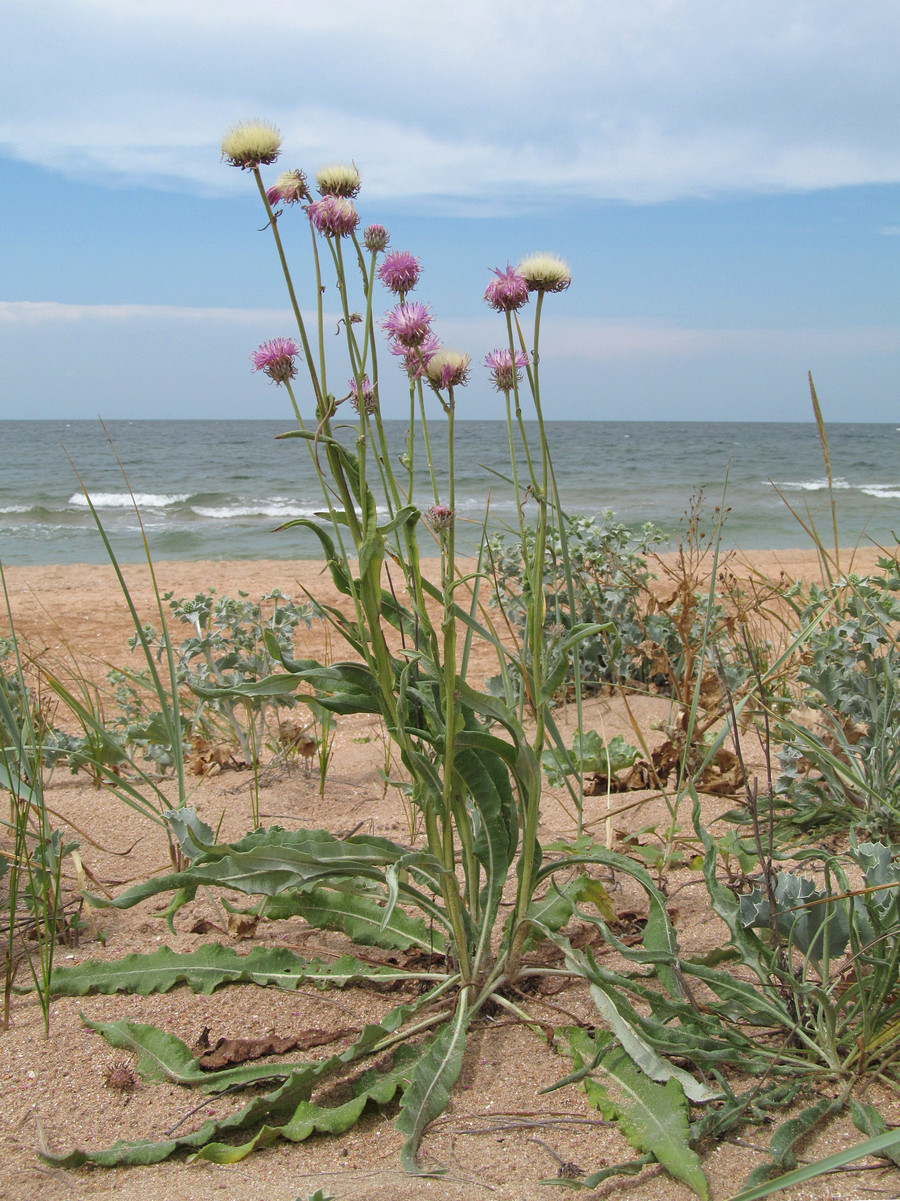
[{"left": 110, "top": 587, "right": 323, "bottom": 772}]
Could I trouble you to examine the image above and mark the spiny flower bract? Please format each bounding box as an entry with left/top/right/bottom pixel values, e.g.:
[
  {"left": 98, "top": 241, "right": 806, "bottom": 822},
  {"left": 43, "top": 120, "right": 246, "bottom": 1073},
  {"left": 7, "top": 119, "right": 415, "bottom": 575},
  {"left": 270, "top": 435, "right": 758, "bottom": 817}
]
[
  {"left": 424, "top": 503, "right": 455, "bottom": 533},
  {"left": 364, "top": 224, "right": 390, "bottom": 252},
  {"left": 221, "top": 120, "right": 282, "bottom": 170},
  {"left": 390, "top": 332, "right": 442, "bottom": 380}
]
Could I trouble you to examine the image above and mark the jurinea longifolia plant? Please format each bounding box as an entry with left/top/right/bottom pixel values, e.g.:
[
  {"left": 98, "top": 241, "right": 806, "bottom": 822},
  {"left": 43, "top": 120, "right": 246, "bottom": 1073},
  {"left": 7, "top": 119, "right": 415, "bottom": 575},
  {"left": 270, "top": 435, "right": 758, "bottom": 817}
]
[{"left": 104, "top": 118, "right": 610, "bottom": 1172}]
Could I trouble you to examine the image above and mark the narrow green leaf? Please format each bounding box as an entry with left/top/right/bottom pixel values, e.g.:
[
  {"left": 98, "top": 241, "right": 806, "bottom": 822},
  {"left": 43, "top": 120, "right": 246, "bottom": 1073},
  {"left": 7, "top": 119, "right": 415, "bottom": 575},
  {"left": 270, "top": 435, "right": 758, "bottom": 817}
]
[
  {"left": 849, "top": 1097, "right": 900, "bottom": 1168},
  {"left": 397, "top": 996, "right": 471, "bottom": 1173},
  {"left": 724, "top": 1128, "right": 900, "bottom": 1201},
  {"left": 742, "top": 1097, "right": 837, "bottom": 1188}
]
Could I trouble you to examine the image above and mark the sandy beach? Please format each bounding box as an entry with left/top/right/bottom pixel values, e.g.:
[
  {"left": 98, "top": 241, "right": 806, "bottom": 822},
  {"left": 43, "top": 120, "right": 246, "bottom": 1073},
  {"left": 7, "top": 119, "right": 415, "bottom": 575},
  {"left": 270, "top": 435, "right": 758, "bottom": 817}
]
[{"left": 1, "top": 547, "right": 898, "bottom": 1201}]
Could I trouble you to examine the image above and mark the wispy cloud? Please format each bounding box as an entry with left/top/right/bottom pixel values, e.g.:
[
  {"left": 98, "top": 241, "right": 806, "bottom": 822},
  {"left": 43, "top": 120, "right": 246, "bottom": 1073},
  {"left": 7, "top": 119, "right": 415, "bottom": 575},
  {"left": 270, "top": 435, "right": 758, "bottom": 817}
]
[
  {"left": 3, "top": 1, "right": 900, "bottom": 203},
  {"left": 0, "top": 301, "right": 291, "bottom": 324}
]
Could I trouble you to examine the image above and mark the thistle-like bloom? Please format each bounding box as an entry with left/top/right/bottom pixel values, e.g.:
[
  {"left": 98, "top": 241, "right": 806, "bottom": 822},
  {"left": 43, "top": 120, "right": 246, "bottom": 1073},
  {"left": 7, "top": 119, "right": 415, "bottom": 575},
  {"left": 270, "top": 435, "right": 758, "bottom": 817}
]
[
  {"left": 424, "top": 503, "right": 455, "bottom": 534},
  {"left": 307, "top": 195, "right": 360, "bottom": 238},
  {"left": 377, "top": 250, "right": 421, "bottom": 295},
  {"left": 251, "top": 337, "right": 300, "bottom": 384},
  {"left": 221, "top": 120, "right": 282, "bottom": 170},
  {"left": 390, "top": 332, "right": 442, "bottom": 380},
  {"left": 382, "top": 301, "right": 432, "bottom": 347},
  {"left": 349, "top": 374, "right": 377, "bottom": 415},
  {"left": 426, "top": 349, "right": 471, "bottom": 390},
  {"left": 484, "top": 264, "right": 529, "bottom": 312},
  {"left": 516, "top": 254, "right": 571, "bottom": 294},
  {"left": 364, "top": 224, "right": 390, "bottom": 252},
  {"left": 484, "top": 348, "right": 529, "bottom": 392},
  {"left": 266, "top": 169, "right": 310, "bottom": 206},
  {"left": 315, "top": 162, "right": 362, "bottom": 198}
]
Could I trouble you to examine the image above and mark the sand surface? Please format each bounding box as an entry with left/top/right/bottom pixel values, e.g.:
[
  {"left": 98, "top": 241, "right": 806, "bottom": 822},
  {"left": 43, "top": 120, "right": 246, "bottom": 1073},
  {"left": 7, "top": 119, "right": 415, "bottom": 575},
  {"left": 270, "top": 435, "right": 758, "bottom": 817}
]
[{"left": 1, "top": 548, "right": 899, "bottom": 1201}]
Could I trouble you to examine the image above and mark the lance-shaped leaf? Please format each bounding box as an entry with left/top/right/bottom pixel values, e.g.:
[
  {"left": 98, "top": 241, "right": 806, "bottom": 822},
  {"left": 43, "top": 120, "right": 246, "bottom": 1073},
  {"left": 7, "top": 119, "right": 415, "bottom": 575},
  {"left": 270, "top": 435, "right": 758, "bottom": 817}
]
[
  {"left": 35, "top": 944, "right": 426, "bottom": 997},
  {"left": 396, "top": 995, "right": 471, "bottom": 1173}
]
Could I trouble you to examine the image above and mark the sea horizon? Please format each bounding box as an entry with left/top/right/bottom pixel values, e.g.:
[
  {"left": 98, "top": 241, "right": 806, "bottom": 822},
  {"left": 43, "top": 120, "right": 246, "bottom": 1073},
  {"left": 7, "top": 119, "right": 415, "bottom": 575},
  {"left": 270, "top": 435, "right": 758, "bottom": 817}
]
[{"left": 2, "top": 419, "right": 898, "bottom": 566}]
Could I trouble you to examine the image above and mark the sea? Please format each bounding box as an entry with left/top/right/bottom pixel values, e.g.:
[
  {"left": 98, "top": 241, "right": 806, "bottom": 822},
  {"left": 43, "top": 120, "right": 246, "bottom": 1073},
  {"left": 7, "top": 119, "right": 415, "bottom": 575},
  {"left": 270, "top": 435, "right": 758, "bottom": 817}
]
[{"left": 1, "top": 420, "right": 898, "bottom": 567}]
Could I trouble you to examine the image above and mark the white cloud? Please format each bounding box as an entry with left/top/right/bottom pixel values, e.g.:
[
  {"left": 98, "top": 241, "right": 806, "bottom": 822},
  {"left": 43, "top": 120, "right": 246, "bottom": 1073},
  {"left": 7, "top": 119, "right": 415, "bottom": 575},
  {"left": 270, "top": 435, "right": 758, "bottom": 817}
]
[
  {"left": 3, "top": 0, "right": 900, "bottom": 202},
  {"left": 0, "top": 301, "right": 290, "bottom": 325}
]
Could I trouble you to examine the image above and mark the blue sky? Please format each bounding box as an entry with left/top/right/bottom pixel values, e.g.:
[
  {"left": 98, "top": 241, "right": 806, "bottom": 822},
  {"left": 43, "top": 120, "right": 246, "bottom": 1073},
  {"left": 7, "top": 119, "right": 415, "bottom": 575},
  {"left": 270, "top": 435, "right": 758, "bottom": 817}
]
[{"left": 1, "top": 0, "right": 898, "bottom": 423}]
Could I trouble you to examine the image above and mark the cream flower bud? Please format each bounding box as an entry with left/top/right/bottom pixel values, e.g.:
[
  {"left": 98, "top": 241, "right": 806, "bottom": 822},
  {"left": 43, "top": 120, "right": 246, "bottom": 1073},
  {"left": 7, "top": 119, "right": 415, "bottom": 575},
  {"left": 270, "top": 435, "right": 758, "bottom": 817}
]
[
  {"left": 315, "top": 162, "right": 362, "bottom": 198},
  {"left": 221, "top": 120, "right": 282, "bottom": 170},
  {"left": 425, "top": 350, "right": 471, "bottom": 390},
  {"left": 516, "top": 253, "right": 572, "bottom": 294}
]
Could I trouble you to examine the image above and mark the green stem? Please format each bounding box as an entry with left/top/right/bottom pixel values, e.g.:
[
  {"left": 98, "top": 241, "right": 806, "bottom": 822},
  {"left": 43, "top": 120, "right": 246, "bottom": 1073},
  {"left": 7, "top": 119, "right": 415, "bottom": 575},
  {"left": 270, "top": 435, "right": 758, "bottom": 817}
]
[{"left": 251, "top": 169, "right": 322, "bottom": 409}]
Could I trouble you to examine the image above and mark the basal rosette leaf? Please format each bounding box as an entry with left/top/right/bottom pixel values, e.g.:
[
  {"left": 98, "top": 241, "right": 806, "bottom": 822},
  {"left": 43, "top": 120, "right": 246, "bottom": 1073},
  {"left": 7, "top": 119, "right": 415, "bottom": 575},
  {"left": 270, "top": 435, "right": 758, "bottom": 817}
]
[{"left": 37, "top": 944, "right": 427, "bottom": 997}]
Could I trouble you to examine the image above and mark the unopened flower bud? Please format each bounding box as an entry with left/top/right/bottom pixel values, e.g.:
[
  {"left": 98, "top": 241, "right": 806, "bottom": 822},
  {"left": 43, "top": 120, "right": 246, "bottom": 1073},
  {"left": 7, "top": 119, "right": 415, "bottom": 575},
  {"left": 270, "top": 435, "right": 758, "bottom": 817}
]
[
  {"left": 425, "top": 504, "right": 455, "bottom": 533},
  {"left": 364, "top": 224, "right": 390, "bottom": 252}
]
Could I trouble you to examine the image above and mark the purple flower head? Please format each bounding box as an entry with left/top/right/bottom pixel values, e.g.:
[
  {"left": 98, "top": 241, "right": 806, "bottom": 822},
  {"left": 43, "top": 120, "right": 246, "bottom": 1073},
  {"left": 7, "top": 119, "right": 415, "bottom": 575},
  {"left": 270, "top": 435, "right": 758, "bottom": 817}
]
[
  {"left": 484, "top": 348, "right": 529, "bottom": 392},
  {"left": 382, "top": 301, "right": 432, "bottom": 348},
  {"left": 377, "top": 250, "right": 421, "bottom": 296},
  {"left": 251, "top": 337, "right": 301, "bottom": 385},
  {"left": 364, "top": 224, "right": 390, "bottom": 253},
  {"left": 425, "top": 350, "right": 471, "bottom": 390},
  {"left": 484, "top": 264, "right": 529, "bottom": 313},
  {"left": 349, "top": 374, "right": 377, "bottom": 416},
  {"left": 424, "top": 503, "right": 455, "bottom": 534},
  {"left": 390, "top": 333, "right": 442, "bottom": 380},
  {"left": 307, "top": 195, "right": 360, "bottom": 238},
  {"left": 266, "top": 169, "right": 310, "bottom": 207}
]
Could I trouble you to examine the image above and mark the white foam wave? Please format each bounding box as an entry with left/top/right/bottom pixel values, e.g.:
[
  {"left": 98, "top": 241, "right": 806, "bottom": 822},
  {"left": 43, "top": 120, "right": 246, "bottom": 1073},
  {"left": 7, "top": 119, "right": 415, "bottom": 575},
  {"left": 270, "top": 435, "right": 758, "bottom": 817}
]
[
  {"left": 68, "top": 492, "right": 189, "bottom": 509},
  {"left": 191, "top": 502, "right": 318, "bottom": 520},
  {"left": 771, "top": 478, "right": 852, "bottom": 492},
  {"left": 0, "top": 504, "right": 33, "bottom": 514},
  {"left": 860, "top": 486, "right": 900, "bottom": 500}
]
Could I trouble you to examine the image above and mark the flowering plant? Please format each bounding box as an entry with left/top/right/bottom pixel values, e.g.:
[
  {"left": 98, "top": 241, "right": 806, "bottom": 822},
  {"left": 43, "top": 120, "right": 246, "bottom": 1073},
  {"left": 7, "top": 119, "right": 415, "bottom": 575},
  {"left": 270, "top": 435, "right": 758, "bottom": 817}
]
[{"left": 55, "top": 121, "right": 709, "bottom": 1183}]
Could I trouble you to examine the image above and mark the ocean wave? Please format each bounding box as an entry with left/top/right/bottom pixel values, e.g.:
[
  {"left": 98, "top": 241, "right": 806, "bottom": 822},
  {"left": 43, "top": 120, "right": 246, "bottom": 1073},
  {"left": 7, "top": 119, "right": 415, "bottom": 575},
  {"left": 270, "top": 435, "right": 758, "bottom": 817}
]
[
  {"left": 191, "top": 501, "right": 320, "bottom": 520},
  {"left": 771, "top": 478, "right": 852, "bottom": 492},
  {"left": 860, "top": 486, "right": 900, "bottom": 500},
  {"left": 0, "top": 504, "right": 34, "bottom": 514},
  {"left": 68, "top": 492, "right": 190, "bottom": 509}
]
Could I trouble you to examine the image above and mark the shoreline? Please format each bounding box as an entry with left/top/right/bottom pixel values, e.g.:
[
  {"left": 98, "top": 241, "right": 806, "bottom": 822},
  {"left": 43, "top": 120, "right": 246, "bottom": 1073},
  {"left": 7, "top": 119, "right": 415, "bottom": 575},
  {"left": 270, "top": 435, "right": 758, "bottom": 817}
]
[{"left": 1, "top": 546, "right": 887, "bottom": 670}]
